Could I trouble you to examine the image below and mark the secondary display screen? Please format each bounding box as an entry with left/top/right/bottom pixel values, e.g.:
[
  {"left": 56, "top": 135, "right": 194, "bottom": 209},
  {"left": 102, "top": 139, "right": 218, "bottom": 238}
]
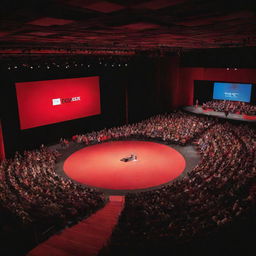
[
  {"left": 213, "top": 82, "right": 252, "bottom": 102},
  {"left": 16, "top": 76, "right": 101, "bottom": 130}
]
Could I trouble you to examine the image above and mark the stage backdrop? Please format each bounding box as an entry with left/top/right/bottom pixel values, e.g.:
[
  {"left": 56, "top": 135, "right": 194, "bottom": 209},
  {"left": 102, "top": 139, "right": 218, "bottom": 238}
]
[
  {"left": 178, "top": 68, "right": 256, "bottom": 106},
  {"left": 154, "top": 59, "right": 256, "bottom": 109}
]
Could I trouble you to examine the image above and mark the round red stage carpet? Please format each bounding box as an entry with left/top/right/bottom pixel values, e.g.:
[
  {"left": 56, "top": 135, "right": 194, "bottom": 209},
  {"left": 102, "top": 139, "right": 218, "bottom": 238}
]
[{"left": 63, "top": 141, "right": 186, "bottom": 190}]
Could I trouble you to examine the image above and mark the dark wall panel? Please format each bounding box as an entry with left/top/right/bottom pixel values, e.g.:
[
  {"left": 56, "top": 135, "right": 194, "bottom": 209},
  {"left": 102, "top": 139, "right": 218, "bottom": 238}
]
[
  {"left": 194, "top": 81, "right": 213, "bottom": 104},
  {"left": 126, "top": 58, "right": 157, "bottom": 123},
  {"left": 0, "top": 122, "right": 5, "bottom": 161},
  {"left": 153, "top": 56, "right": 181, "bottom": 111}
]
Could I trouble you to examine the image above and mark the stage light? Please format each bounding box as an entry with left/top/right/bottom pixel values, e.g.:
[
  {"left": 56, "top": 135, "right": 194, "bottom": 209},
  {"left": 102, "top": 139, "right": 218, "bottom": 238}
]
[
  {"left": 14, "top": 66, "right": 17, "bottom": 69},
  {"left": 226, "top": 68, "right": 229, "bottom": 70},
  {"left": 8, "top": 66, "right": 11, "bottom": 70},
  {"left": 234, "top": 68, "right": 237, "bottom": 70}
]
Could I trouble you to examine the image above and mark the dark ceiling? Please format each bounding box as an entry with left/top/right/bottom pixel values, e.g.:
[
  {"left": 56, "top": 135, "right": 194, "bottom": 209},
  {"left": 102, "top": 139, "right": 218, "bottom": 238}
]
[{"left": 0, "top": 0, "right": 256, "bottom": 52}]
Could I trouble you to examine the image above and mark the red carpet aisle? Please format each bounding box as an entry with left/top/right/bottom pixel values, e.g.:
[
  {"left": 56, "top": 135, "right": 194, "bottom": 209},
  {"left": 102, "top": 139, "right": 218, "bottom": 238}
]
[{"left": 27, "top": 196, "right": 125, "bottom": 256}]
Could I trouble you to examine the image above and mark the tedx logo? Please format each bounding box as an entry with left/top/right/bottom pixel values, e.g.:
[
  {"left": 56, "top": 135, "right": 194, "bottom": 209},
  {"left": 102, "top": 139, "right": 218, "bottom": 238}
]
[
  {"left": 52, "top": 98, "right": 61, "bottom": 105},
  {"left": 52, "top": 97, "right": 81, "bottom": 106}
]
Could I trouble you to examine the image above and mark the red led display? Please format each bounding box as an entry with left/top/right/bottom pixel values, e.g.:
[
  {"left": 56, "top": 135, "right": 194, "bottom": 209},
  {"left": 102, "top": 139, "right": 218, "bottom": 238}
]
[{"left": 16, "top": 76, "right": 101, "bottom": 129}]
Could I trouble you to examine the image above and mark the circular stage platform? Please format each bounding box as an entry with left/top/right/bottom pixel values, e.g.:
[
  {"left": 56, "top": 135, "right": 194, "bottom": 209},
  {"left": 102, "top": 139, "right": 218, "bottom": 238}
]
[{"left": 63, "top": 140, "right": 186, "bottom": 190}]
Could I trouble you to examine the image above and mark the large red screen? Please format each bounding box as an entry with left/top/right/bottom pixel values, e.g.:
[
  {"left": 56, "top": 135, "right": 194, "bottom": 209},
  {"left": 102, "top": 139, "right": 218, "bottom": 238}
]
[{"left": 16, "top": 76, "right": 101, "bottom": 130}]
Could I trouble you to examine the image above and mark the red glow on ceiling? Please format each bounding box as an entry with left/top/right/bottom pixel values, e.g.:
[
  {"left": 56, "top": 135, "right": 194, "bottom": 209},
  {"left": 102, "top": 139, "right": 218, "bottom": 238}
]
[
  {"left": 28, "top": 17, "right": 74, "bottom": 26},
  {"left": 116, "top": 22, "right": 160, "bottom": 30},
  {"left": 85, "top": 1, "right": 125, "bottom": 13}
]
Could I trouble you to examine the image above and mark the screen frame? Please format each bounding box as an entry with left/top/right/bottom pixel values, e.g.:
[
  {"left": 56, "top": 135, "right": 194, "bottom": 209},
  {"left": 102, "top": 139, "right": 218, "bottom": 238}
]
[
  {"left": 15, "top": 76, "right": 101, "bottom": 130},
  {"left": 194, "top": 80, "right": 256, "bottom": 105},
  {"left": 213, "top": 81, "right": 252, "bottom": 103}
]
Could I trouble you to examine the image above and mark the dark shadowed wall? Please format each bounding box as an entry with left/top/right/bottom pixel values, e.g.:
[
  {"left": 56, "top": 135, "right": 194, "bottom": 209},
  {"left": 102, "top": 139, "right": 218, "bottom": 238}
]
[{"left": 0, "top": 122, "right": 5, "bottom": 161}]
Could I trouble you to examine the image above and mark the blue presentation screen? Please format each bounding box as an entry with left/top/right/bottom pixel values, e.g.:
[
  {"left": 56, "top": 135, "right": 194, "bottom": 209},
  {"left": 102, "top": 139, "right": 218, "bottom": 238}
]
[{"left": 213, "top": 82, "right": 252, "bottom": 102}]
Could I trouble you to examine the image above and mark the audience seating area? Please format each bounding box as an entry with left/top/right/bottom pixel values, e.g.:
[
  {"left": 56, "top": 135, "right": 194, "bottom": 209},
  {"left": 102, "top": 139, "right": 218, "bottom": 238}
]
[
  {"left": 0, "top": 146, "right": 106, "bottom": 226},
  {"left": 202, "top": 100, "right": 256, "bottom": 115},
  {"left": 107, "top": 125, "right": 255, "bottom": 254},
  {"left": 0, "top": 111, "right": 255, "bottom": 255},
  {"left": 73, "top": 111, "right": 215, "bottom": 145}
]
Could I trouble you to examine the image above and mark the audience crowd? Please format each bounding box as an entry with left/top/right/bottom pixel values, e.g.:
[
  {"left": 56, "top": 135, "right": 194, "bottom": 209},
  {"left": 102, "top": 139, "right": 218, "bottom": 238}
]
[
  {"left": 73, "top": 111, "right": 215, "bottom": 145},
  {"left": 0, "top": 146, "right": 105, "bottom": 225},
  {"left": 202, "top": 100, "right": 256, "bottom": 115},
  {"left": 0, "top": 110, "right": 255, "bottom": 254},
  {"left": 105, "top": 116, "right": 256, "bottom": 252}
]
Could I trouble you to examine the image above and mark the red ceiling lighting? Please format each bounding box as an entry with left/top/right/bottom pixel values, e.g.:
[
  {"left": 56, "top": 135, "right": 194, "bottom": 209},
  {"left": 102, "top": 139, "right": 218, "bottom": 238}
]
[
  {"left": 116, "top": 22, "right": 160, "bottom": 31},
  {"left": 28, "top": 17, "right": 74, "bottom": 26},
  {"left": 27, "top": 32, "right": 57, "bottom": 36},
  {"left": 84, "top": 1, "right": 125, "bottom": 13},
  {"left": 0, "top": 0, "right": 255, "bottom": 51},
  {"left": 135, "top": 0, "right": 187, "bottom": 10},
  {"left": 0, "top": 31, "right": 11, "bottom": 37}
]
